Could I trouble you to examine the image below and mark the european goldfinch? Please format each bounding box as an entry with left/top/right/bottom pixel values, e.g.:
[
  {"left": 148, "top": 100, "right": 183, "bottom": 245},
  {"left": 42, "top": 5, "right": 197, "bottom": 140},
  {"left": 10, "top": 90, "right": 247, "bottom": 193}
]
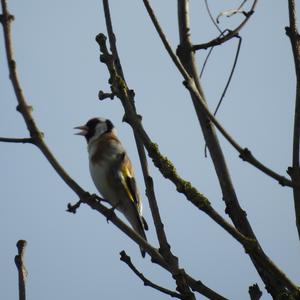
[{"left": 75, "top": 117, "right": 148, "bottom": 257}]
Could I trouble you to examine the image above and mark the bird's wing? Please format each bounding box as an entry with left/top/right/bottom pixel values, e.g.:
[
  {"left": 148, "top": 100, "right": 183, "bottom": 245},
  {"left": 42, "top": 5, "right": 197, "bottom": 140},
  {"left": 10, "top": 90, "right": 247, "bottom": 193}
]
[
  {"left": 120, "top": 153, "right": 141, "bottom": 210},
  {"left": 113, "top": 152, "right": 148, "bottom": 231}
]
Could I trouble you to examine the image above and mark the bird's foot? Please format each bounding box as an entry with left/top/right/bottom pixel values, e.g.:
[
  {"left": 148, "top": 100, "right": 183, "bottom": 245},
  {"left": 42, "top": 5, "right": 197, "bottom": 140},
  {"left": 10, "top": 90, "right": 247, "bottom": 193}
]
[{"left": 106, "top": 203, "right": 119, "bottom": 223}]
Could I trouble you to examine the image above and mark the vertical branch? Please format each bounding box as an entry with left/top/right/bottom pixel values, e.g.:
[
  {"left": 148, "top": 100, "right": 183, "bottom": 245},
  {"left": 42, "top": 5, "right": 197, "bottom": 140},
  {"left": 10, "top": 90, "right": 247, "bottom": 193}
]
[
  {"left": 14, "top": 240, "right": 27, "bottom": 300},
  {"left": 176, "top": 0, "right": 255, "bottom": 239},
  {"left": 176, "top": 0, "right": 298, "bottom": 297},
  {"left": 286, "top": 0, "right": 300, "bottom": 239},
  {"left": 102, "top": 0, "right": 176, "bottom": 260}
]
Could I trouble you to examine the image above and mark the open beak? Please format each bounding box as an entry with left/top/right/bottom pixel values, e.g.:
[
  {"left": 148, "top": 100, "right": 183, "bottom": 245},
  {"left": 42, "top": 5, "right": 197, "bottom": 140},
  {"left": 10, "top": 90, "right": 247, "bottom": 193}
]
[{"left": 74, "top": 125, "right": 88, "bottom": 136}]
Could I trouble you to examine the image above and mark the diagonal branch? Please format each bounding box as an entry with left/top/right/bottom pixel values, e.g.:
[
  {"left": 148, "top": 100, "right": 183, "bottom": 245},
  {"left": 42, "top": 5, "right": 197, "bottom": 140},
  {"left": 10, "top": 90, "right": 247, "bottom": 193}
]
[
  {"left": 286, "top": 0, "right": 300, "bottom": 240},
  {"left": 142, "top": 0, "right": 190, "bottom": 81},
  {"left": 120, "top": 251, "right": 182, "bottom": 299}
]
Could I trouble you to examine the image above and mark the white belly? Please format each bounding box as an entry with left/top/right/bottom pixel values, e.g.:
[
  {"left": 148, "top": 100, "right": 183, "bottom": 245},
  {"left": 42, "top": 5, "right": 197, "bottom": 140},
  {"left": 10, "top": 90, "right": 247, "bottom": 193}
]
[{"left": 89, "top": 161, "right": 119, "bottom": 207}]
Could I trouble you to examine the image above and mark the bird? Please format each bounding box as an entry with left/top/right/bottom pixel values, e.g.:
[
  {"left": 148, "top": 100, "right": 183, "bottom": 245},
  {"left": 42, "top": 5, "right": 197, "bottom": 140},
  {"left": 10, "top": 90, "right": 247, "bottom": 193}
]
[{"left": 74, "top": 117, "right": 148, "bottom": 257}]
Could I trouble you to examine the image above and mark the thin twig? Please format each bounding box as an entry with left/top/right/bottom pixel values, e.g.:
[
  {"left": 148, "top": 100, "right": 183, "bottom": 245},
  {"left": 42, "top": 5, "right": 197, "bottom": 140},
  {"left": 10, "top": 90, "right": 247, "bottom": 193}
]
[
  {"left": 120, "top": 251, "right": 182, "bottom": 299},
  {"left": 204, "top": 34, "right": 242, "bottom": 156},
  {"left": 192, "top": 0, "right": 258, "bottom": 50},
  {"left": 286, "top": 0, "right": 300, "bottom": 240},
  {"left": 0, "top": 137, "right": 34, "bottom": 143},
  {"left": 142, "top": 0, "right": 190, "bottom": 81},
  {"left": 213, "top": 35, "right": 242, "bottom": 116},
  {"left": 200, "top": 46, "right": 214, "bottom": 78},
  {"left": 200, "top": 30, "right": 230, "bottom": 78},
  {"left": 204, "top": 0, "right": 223, "bottom": 35},
  {"left": 14, "top": 240, "right": 27, "bottom": 300}
]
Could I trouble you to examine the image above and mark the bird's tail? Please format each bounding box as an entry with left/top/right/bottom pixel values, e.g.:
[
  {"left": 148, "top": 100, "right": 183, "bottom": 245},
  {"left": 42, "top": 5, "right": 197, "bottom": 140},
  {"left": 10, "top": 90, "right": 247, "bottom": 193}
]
[{"left": 126, "top": 209, "right": 148, "bottom": 257}]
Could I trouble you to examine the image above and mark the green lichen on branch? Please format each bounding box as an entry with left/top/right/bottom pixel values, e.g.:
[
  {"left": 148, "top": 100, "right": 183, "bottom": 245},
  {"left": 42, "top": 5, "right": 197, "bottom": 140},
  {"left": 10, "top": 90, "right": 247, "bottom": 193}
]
[
  {"left": 114, "top": 74, "right": 129, "bottom": 98},
  {"left": 148, "top": 143, "right": 210, "bottom": 210}
]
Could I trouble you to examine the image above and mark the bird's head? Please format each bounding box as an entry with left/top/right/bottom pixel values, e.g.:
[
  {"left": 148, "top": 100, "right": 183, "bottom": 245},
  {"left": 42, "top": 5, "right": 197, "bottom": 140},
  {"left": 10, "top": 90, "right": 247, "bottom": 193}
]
[{"left": 74, "top": 117, "right": 115, "bottom": 143}]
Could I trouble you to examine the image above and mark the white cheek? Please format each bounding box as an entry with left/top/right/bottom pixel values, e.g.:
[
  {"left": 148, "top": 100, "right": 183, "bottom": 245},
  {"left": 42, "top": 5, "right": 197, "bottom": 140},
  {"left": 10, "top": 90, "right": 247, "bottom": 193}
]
[{"left": 95, "top": 123, "right": 107, "bottom": 137}]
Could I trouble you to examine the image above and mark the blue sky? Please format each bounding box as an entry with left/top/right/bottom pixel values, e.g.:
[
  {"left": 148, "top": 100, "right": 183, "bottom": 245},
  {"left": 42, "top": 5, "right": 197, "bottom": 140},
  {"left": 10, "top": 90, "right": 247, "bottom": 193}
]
[{"left": 1, "top": 1, "right": 299, "bottom": 299}]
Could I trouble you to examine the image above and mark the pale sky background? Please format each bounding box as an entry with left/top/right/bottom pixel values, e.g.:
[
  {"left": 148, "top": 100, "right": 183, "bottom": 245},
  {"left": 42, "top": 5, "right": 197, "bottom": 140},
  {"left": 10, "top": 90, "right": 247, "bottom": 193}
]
[{"left": 1, "top": 1, "right": 300, "bottom": 299}]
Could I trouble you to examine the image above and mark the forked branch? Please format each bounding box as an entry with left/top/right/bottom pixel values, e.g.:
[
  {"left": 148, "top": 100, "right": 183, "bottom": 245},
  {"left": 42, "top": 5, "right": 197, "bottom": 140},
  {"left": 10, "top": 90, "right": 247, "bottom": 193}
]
[
  {"left": 192, "top": 0, "right": 258, "bottom": 51},
  {"left": 120, "top": 251, "right": 182, "bottom": 299}
]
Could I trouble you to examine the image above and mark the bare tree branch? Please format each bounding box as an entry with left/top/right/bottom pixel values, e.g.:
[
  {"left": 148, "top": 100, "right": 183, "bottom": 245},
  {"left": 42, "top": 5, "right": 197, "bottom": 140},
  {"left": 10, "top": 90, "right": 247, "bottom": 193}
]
[
  {"left": 286, "top": 0, "right": 300, "bottom": 239},
  {"left": 204, "top": 0, "right": 223, "bottom": 34},
  {"left": 0, "top": 137, "right": 34, "bottom": 144},
  {"left": 120, "top": 251, "right": 182, "bottom": 299},
  {"left": 142, "top": 0, "right": 190, "bottom": 81},
  {"left": 14, "top": 240, "right": 27, "bottom": 300}
]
